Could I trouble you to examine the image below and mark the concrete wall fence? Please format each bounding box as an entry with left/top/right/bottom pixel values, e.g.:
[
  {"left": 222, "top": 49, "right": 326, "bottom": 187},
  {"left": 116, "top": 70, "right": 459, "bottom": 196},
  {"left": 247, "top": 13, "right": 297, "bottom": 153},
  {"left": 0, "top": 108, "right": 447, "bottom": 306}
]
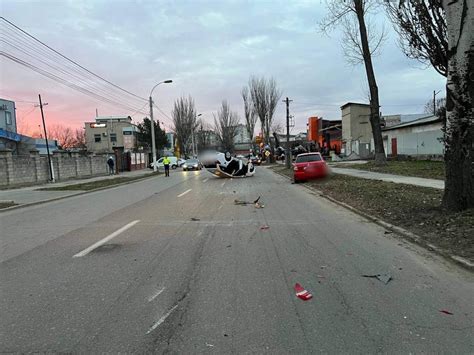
[{"left": 0, "top": 149, "right": 108, "bottom": 188}]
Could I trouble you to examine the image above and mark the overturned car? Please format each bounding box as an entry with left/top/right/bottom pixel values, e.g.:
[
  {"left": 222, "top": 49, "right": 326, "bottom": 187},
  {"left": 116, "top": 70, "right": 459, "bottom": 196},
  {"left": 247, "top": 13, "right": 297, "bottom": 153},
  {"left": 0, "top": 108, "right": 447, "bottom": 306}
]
[{"left": 201, "top": 152, "right": 255, "bottom": 178}]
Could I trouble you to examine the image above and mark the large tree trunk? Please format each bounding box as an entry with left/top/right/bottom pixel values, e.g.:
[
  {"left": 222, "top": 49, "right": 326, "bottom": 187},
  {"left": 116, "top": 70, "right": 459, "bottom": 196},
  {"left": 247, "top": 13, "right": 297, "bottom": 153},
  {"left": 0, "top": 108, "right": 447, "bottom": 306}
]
[
  {"left": 442, "top": 0, "right": 473, "bottom": 211},
  {"left": 354, "top": 0, "right": 386, "bottom": 165}
]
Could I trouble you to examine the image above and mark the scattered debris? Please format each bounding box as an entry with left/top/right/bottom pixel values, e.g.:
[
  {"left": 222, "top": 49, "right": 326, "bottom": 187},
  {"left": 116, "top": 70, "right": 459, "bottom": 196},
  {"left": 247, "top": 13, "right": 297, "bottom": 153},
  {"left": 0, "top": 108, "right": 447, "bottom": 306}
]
[
  {"left": 206, "top": 343, "right": 215, "bottom": 347},
  {"left": 362, "top": 273, "right": 393, "bottom": 284},
  {"left": 254, "top": 202, "right": 265, "bottom": 208},
  {"left": 260, "top": 225, "right": 270, "bottom": 230},
  {"left": 384, "top": 230, "right": 393, "bottom": 234},
  {"left": 294, "top": 283, "right": 313, "bottom": 301},
  {"left": 234, "top": 199, "right": 250, "bottom": 205},
  {"left": 290, "top": 269, "right": 297, "bottom": 273},
  {"left": 316, "top": 274, "right": 325, "bottom": 279},
  {"left": 320, "top": 265, "right": 327, "bottom": 269},
  {"left": 439, "top": 309, "right": 453, "bottom": 315},
  {"left": 226, "top": 245, "right": 231, "bottom": 248},
  {"left": 254, "top": 196, "right": 261, "bottom": 203},
  {"left": 223, "top": 333, "right": 228, "bottom": 337},
  {"left": 234, "top": 196, "right": 264, "bottom": 208},
  {"left": 190, "top": 217, "right": 200, "bottom": 221},
  {"left": 346, "top": 252, "right": 353, "bottom": 256}
]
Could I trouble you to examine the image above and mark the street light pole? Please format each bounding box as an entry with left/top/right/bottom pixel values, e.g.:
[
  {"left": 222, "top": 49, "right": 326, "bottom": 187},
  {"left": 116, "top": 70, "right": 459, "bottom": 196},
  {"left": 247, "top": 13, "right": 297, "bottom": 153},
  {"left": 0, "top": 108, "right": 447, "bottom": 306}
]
[{"left": 149, "top": 80, "right": 172, "bottom": 172}]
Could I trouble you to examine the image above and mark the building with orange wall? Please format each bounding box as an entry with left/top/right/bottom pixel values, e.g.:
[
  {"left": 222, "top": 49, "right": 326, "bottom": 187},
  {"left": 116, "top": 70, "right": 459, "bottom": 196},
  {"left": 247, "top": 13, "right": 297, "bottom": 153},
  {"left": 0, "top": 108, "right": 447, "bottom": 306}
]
[{"left": 307, "top": 116, "right": 342, "bottom": 154}]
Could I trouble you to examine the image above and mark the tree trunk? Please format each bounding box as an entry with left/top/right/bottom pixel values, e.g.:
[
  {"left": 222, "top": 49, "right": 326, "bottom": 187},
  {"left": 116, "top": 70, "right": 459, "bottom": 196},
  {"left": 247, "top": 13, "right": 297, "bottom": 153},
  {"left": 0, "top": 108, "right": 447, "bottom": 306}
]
[
  {"left": 442, "top": 0, "right": 473, "bottom": 211},
  {"left": 354, "top": 0, "right": 386, "bottom": 165}
]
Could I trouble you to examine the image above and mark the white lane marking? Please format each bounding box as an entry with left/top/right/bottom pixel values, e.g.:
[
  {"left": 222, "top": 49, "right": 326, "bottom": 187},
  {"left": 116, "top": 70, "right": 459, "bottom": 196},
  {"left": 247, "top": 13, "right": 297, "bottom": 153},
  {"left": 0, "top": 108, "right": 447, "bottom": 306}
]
[
  {"left": 148, "top": 287, "right": 166, "bottom": 302},
  {"left": 177, "top": 189, "right": 192, "bottom": 197},
  {"left": 218, "top": 205, "right": 223, "bottom": 210},
  {"left": 202, "top": 178, "right": 209, "bottom": 183},
  {"left": 73, "top": 220, "right": 140, "bottom": 258},
  {"left": 221, "top": 181, "right": 226, "bottom": 187},
  {"left": 146, "top": 304, "right": 178, "bottom": 334}
]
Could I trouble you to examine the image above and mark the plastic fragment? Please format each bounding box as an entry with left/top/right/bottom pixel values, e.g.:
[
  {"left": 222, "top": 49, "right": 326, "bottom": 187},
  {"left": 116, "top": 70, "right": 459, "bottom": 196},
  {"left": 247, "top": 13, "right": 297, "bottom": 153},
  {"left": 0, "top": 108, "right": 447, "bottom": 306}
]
[
  {"left": 362, "top": 273, "right": 393, "bottom": 284},
  {"left": 260, "top": 225, "right": 270, "bottom": 230},
  {"left": 191, "top": 217, "right": 200, "bottom": 221},
  {"left": 294, "top": 283, "right": 313, "bottom": 301},
  {"left": 439, "top": 309, "right": 453, "bottom": 315}
]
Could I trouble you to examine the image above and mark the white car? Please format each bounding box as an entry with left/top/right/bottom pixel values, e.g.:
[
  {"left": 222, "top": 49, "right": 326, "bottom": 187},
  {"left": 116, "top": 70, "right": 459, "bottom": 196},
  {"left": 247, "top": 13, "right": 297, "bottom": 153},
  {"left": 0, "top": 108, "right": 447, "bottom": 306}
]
[{"left": 150, "top": 156, "right": 184, "bottom": 169}]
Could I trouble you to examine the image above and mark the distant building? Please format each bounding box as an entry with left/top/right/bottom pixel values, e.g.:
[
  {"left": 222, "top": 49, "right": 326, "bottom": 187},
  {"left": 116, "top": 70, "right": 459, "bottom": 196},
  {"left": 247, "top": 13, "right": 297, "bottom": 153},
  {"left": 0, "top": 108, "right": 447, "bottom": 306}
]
[
  {"left": 307, "top": 116, "right": 342, "bottom": 154},
  {"left": 84, "top": 116, "right": 138, "bottom": 153},
  {"left": 383, "top": 114, "right": 443, "bottom": 158},
  {"left": 0, "top": 98, "right": 21, "bottom": 152},
  {"left": 234, "top": 124, "right": 252, "bottom": 153},
  {"left": 340, "top": 102, "right": 373, "bottom": 158}
]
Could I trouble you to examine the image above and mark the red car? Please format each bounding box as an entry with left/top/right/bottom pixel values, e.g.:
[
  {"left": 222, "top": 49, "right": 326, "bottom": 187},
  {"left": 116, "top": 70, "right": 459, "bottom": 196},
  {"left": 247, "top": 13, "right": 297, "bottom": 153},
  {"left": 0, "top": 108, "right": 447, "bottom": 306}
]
[{"left": 293, "top": 152, "right": 328, "bottom": 183}]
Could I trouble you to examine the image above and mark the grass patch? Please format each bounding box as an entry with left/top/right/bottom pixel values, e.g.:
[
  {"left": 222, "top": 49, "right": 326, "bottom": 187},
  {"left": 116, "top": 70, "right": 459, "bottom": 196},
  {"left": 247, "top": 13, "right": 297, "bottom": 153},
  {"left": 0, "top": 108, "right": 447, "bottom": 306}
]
[
  {"left": 37, "top": 174, "right": 155, "bottom": 191},
  {"left": 0, "top": 201, "right": 17, "bottom": 209},
  {"left": 335, "top": 160, "right": 445, "bottom": 180},
  {"left": 270, "top": 166, "right": 473, "bottom": 262}
]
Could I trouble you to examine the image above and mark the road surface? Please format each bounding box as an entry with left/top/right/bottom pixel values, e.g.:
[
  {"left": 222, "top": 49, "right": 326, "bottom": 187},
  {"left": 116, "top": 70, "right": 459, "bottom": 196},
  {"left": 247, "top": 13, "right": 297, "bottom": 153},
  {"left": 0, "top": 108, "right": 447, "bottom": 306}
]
[{"left": 1, "top": 167, "right": 472, "bottom": 353}]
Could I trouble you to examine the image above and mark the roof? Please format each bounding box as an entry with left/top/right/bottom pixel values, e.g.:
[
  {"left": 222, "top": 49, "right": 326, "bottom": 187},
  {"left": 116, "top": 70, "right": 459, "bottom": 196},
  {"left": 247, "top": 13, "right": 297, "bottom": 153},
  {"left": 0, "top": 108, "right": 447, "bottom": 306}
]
[
  {"left": 383, "top": 114, "right": 441, "bottom": 131},
  {"left": 340, "top": 102, "right": 370, "bottom": 109}
]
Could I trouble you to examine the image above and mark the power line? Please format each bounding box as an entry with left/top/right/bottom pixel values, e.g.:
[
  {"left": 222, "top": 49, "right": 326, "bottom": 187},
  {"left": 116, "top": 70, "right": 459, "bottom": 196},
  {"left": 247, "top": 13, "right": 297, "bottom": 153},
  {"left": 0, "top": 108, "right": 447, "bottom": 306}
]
[
  {"left": 0, "top": 51, "right": 148, "bottom": 114},
  {"left": 1, "top": 28, "right": 148, "bottom": 111},
  {"left": 1, "top": 17, "right": 147, "bottom": 102}
]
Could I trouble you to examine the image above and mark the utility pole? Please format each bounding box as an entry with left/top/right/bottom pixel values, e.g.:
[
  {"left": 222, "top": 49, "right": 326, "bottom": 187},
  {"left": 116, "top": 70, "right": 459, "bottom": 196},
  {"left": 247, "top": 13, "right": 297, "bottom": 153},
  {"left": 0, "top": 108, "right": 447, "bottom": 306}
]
[
  {"left": 149, "top": 96, "right": 157, "bottom": 172},
  {"left": 283, "top": 97, "right": 293, "bottom": 169},
  {"left": 37, "top": 94, "right": 55, "bottom": 182},
  {"left": 95, "top": 108, "right": 98, "bottom": 117}
]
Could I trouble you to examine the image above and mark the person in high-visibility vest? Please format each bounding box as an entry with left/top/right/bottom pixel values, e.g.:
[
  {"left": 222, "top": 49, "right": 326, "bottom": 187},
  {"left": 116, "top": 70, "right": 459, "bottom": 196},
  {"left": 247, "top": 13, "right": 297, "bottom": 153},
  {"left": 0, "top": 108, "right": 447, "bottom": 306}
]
[{"left": 163, "top": 156, "right": 171, "bottom": 177}]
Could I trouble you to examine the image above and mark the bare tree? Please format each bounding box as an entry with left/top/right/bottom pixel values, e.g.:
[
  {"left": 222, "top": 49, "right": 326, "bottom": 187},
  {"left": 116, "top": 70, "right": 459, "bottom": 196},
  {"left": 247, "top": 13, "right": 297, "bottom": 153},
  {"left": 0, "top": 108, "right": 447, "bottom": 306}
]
[
  {"left": 72, "top": 128, "right": 87, "bottom": 150},
  {"left": 47, "top": 124, "right": 75, "bottom": 149},
  {"left": 248, "top": 76, "right": 282, "bottom": 157},
  {"left": 213, "top": 100, "right": 240, "bottom": 152},
  {"left": 320, "top": 0, "right": 386, "bottom": 165},
  {"left": 385, "top": 0, "right": 447, "bottom": 76},
  {"left": 197, "top": 119, "right": 214, "bottom": 151},
  {"left": 387, "top": 0, "right": 473, "bottom": 210},
  {"left": 172, "top": 95, "right": 197, "bottom": 157},
  {"left": 423, "top": 96, "right": 446, "bottom": 116},
  {"left": 241, "top": 86, "right": 257, "bottom": 151}
]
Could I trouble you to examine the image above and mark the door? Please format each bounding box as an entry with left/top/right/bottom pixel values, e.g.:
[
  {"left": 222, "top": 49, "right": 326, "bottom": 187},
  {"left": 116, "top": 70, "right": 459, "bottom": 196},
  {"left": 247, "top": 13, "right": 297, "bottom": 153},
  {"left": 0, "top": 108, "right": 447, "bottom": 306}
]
[{"left": 391, "top": 138, "right": 397, "bottom": 157}]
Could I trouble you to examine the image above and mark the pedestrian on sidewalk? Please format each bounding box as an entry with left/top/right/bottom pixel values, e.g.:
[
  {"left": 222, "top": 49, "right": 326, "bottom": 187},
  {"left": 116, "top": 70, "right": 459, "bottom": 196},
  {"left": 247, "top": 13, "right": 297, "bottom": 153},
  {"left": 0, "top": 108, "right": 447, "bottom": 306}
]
[
  {"left": 107, "top": 156, "right": 115, "bottom": 175},
  {"left": 163, "top": 156, "right": 170, "bottom": 177}
]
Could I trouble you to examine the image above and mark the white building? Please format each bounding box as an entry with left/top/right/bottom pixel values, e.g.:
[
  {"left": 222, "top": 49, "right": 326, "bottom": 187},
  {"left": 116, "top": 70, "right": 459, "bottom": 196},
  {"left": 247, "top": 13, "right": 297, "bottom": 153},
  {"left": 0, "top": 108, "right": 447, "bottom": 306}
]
[{"left": 382, "top": 115, "right": 444, "bottom": 158}]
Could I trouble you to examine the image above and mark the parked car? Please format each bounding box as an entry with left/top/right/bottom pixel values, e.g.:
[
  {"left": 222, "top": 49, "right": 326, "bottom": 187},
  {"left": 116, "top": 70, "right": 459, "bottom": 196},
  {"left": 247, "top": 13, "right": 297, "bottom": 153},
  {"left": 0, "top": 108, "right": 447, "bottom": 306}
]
[
  {"left": 150, "top": 156, "right": 181, "bottom": 169},
  {"left": 250, "top": 156, "right": 262, "bottom": 165},
  {"left": 293, "top": 152, "right": 328, "bottom": 183},
  {"left": 182, "top": 158, "right": 202, "bottom": 171}
]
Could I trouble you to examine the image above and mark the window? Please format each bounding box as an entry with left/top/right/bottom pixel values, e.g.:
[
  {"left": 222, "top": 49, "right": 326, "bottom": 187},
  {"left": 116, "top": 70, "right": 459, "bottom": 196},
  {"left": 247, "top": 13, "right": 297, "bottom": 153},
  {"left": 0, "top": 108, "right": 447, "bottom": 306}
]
[
  {"left": 295, "top": 154, "right": 322, "bottom": 163},
  {"left": 110, "top": 133, "right": 117, "bottom": 142},
  {"left": 5, "top": 111, "right": 12, "bottom": 125},
  {"left": 94, "top": 134, "right": 101, "bottom": 142}
]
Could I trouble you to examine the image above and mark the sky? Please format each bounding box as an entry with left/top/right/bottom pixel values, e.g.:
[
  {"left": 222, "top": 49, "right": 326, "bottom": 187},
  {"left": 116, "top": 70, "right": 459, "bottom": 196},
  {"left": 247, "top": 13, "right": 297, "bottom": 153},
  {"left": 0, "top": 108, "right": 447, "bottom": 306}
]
[{"left": 1, "top": 0, "right": 445, "bottom": 136}]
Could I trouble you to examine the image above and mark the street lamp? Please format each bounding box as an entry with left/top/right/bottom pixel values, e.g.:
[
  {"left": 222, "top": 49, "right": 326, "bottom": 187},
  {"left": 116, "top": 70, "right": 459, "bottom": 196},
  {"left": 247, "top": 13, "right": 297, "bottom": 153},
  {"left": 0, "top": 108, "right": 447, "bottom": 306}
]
[
  {"left": 149, "top": 79, "right": 173, "bottom": 172},
  {"left": 192, "top": 113, "right": 202, "bottom": 157}
]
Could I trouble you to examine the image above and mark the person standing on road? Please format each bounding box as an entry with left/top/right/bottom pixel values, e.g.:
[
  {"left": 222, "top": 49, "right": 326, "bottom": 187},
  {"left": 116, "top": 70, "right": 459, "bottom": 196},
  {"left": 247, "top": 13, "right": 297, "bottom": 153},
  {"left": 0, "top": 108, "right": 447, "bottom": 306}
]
[
  {"left": 163, "top": 156, "right": 170, "bottom": 177},
  {"left": 107, "top": 156, "right": 115, "bottom": 175}
]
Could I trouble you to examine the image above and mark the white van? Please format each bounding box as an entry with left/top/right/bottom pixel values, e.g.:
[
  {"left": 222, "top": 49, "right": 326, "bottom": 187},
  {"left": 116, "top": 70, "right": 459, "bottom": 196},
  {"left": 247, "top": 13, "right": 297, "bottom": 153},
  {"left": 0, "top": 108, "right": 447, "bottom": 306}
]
[{"left": 150, "top": 156, "right": 185, "bottom": 169}]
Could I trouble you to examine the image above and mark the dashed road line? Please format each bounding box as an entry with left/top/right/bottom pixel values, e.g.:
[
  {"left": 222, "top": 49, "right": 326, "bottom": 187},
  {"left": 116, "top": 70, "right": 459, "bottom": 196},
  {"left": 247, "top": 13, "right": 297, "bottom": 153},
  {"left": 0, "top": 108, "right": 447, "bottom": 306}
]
[
  {"left": 146, "top": 304, "right": 179, "bottom": 334},
  {"left": 148, "top": 287, "right": 166, "bottom": 302},
  {"left": 221, "top": 181, "right": 226, "bottom": 187},
  {"left": 177, "top": 189, "right": 192, "bottom": 197},
  {"left": 202, "top": 178, "right": 209, "bottom": 183},
  {"left": 73, "top": 220, "right": 140, "bottom": 258}
]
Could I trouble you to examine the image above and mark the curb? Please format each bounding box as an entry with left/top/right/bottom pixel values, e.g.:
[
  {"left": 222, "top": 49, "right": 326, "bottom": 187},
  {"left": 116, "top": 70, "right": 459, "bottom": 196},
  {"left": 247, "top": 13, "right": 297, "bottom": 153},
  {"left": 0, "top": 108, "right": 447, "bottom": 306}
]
[
  {"left": 0, "top": 173, "right": 160, "bottom": 213},
  {"left": 270, "top": 168, "right": 473, "bottom": 272}
]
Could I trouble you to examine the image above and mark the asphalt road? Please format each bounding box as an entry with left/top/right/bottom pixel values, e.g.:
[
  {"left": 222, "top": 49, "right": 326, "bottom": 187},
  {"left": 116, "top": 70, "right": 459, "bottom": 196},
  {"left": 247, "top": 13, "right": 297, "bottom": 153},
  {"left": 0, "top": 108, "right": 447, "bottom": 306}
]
[{"left": 1, "top": 167, "right": 473, "bottom": 353}]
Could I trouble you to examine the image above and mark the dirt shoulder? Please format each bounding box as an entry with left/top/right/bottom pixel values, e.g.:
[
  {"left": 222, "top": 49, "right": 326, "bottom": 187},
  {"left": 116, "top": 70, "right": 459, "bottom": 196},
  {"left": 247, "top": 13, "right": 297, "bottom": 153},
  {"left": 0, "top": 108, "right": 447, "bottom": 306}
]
[
  {"left": 270, "top": 166, "right": 473, "bottom": 264},
  {"left": 332, "top": 160, "right": 445, "bottom": 180}
]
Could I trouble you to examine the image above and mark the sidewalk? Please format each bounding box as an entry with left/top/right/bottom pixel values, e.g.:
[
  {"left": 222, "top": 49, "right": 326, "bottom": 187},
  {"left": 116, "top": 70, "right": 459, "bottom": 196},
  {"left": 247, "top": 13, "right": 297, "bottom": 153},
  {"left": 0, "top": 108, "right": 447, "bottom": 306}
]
[
  {"left": 0, "top": 169, "right": 155, "bottom": 207},
  {"left": 330, "top": 167, "right": 444, "bottom": 190}
]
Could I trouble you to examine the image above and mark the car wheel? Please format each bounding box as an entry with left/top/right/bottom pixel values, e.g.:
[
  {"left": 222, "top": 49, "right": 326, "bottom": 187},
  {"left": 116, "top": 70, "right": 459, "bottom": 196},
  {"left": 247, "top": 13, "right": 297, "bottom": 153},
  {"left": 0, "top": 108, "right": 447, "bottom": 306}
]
[{"left": 172, "top": 165, "right": 177, "bottom": 169}]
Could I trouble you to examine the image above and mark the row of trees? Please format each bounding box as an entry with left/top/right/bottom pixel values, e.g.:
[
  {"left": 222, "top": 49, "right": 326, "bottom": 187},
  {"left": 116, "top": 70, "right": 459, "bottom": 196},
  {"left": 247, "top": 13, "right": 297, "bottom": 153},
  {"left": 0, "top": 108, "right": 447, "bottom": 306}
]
[
  {"left": 170, "top": 74, "right": 283, "bottom": 157},
  {"left": 320, "top": 0, "right": 472, "bottom": 211}
]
